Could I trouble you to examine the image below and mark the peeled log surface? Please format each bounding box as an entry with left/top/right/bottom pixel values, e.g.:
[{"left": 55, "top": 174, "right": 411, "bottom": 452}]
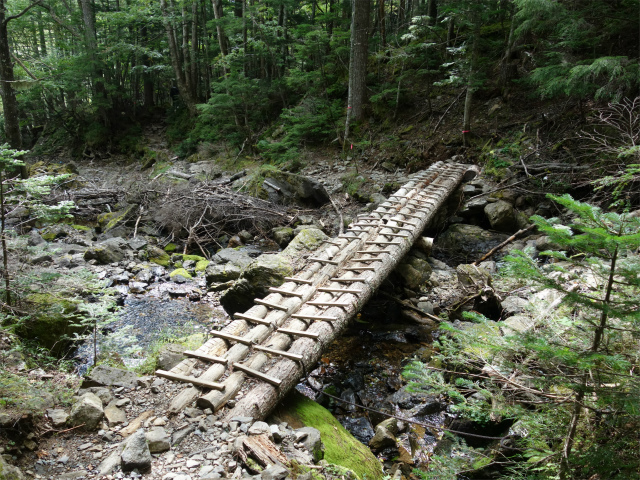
[{"left": 224, "top": 162, "right": 473, "bottom": 421}]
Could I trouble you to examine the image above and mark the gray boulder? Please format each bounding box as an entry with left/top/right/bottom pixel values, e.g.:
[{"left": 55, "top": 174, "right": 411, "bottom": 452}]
[
  {"left": 484, "top": 200, "right": 517, "bottom": 232},
  {"left": 271, "top": 227, "right": 294, "bottom": 247},
  {"left": 156, "top": 343, "right": 186, "bottom": 370},
  {"left": 205, "top": 263, "right": 242, "bottom": 285},
  {"left": 69, "top": 392, "right": 104, "bottom": 430},
  {"left": 0, "top": 455, "right": 24, "bottom": 480},
  {"left": 104, "top": 403, "right": 127, "bottom": 426},
  {"left": 501, "top": 296, "right": 529, "bottom": 317},
  {"left": 82, "top": 365, "right": 139, "bottom": 388},
  {"left": 121, "top": 429, "right": 152, "bottom": 473},
  {"left": 456, "top": 264, "right": 492, "bottom": 291},
  {"left": 47, "top": 408, "right": 69, "bottom": 428},
  {"left": 261, "top": 465, "right": 290, "bottom": 480},
  {"left": 294, "top": 427, "right": 324, "bottom": 462},
  {"left": 27, "top": 231, "right": 46, "bottom": 246},
  {"left": 84, "top": 237, "right": 128, "bottom": 264},
  {"left": 146, "top": 426, "right": 171, "bottom": 453},
  {"left": 260, "top": 171, "right": 330, "bottom": 208},
  {"left": 212, "top": 248, "right": 254, "bottom": 269}
]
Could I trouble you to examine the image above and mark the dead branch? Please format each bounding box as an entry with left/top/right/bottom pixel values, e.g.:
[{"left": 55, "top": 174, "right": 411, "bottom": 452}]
[{"left": 472, "top": 224, "right": 536, "bottom": 265}]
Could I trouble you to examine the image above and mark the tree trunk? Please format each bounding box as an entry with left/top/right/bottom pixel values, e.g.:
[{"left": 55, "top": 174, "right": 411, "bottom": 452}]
[
  {"left": 378, "top": 0, "right": 385, "bottom": 47},
  {"left": 0, "top": 15, "right": 22, "bottom": 151},
  {"left": 462, "top": 12, "right": 479, "bottom": 147},
  {"left": 426, "top": 0, "right": 436, "bottom": 25},
  {"left": 212, "top": 0, "right": 228, "bottom": 56},
  {"left": 160, "top": 0, "right": 197, "bottom": 116},
  {"left": 344, "top": 0, "right": 370, "bottom": 140}
]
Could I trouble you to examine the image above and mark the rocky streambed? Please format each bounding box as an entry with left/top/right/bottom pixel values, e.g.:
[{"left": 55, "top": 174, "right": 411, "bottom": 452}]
[{"left": 2, "top": 157, "right": 556, "bottom": 479}]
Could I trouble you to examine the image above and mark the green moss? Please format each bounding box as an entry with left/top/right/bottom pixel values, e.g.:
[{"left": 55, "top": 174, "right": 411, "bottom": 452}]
[
  {"left": 275, "top": 392, "right": 383, "bottom": 480},
  {"left": 164, "top": 243, "right": 178, "bottom": 252},
  {"left": 169, "top": 268, "right": 192, "bottom": 279},
  {"left": 41, "top": 232, "right": 56, "bottom": 241},
  {"left": 195, "top": 260, "right": 210, "bottom": 272},
  {"left": 182, "top": 254, "right": 206, "bottom": 262},
  {"left": 148, "top": 246, "right": 171, "bottom": 267}
]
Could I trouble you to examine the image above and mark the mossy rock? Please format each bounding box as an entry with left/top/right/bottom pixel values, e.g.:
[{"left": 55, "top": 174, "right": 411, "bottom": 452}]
[
  {"left": 97, "top": 204, "right": 136, "bottom": 233},
  {"left": 164, "top": 243, "right": 178, "bottom": 253},
  {"left": 271, "top": 391, "right": 383, "bottom": 480},
  {"left": 17, "top": 293, "right": 84, "bottom": 355},
  {"left": 282, "top": 228, "right": 328, "bottom": 257},
  {"left": 169, "top": 268, "right": 192, "bottom": 279},
  {"left": 148, "top": 246, "right": 170, "bottom": 266},
  {"left": 195, "top": 260, "right": 210, "bottom": 272},
  {"left": 72, "top": 224, "right": 92, "bottom": 232}
]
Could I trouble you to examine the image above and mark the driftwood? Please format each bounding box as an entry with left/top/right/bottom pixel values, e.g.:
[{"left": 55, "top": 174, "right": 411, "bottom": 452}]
[
  {"left": 242, "top": 434, "right": 289, "bottom": 467},
  {"left": 379, "top": 291, "right": 441, "bottom": 323},
  {"left": 472, "top": 224, "right": 536, "bottom": 265}
]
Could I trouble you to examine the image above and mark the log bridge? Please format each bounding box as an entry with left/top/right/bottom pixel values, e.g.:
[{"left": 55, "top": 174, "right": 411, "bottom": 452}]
[{"left": 156, "top": 161, "right": 475, "bottom": 420}]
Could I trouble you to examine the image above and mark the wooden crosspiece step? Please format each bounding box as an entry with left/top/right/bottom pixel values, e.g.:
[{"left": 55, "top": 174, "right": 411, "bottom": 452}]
[{"left": 155, "top": 161, "right": 476, "bottom": 420}]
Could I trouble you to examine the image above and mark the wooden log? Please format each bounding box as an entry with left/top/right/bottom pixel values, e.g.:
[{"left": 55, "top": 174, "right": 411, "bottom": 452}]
[
  {"left": 232, "top": 362, "right": 282, "bottom": 387},
  {"left": 277, "top": 328, "right": 320, "bottom": 339},
  {"left": 183, "top": 350, "right": 229, "bottom": 365},
  {"left": 317, "top": 288, "right": 362, "bottom": 294},
  {"left": 291, "top": 314, "right": 338, "bottom": 321},
  {"left": 330, "top": 277, "right": 368, "bottom": 283},
  {"left": 242, "top": 434, "right": 290, "bottom": 467},
  {"left": 234, "top": 313, "right": 274, "bottom": 326},
  {"left": 254, "top": 299, "right": 289, "bottom": 311},
  {"left": 356, "top": 250, "right": 392, "bottom": 254},
  {"left": 155, "top": 370, "right": 225, "bottom": 390},
  {"left": 268, "top": 288, "right": 304, "bottom": 297},
  {"left": 308, "top": 257, "right": 339, "bottom": 265},
  {"left": 253, "top": 345, "right": 303, "bottom": 362},
  {"left": 224, "top": 162, "right": 472, "bottom": 421},
  {"left": 306, "top": 301, "right": 352, "bottom": 307},
  {"left": 283, "top": 277, "right": 313, "bottom": 284},
  {"left": 211, "top": 331, "right": 255, "bottom": 346}
]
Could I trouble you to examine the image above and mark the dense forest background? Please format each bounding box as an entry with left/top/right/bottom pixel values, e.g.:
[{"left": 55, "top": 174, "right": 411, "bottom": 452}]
[{"left": 0, "top": 0, "right": 638, "bottom": 167}]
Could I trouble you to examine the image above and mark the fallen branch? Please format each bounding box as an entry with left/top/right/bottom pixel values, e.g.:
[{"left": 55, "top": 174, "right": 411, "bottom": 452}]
[
  {"left": 433, "top": 89, "right": 466, "bottom": 134},
  {"left": 472, "top": 224, "right": 536, "bottom": 265}
]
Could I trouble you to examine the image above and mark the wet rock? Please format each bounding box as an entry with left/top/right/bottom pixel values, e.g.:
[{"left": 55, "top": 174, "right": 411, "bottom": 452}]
[
  {"left": 376, "top": 417, "right": 399, "bottom": 435},
  {"left": 47, "top": 408, "right": 69, "bottom": 428},
  {"left": 340, "top": 417, "right": 374, "bottom": 444},
  {"left": 294, "top": 427, "right": 324, "bottom": 462},
  {"left": 121, "top": 429, "right": 152, "bottom": 473},
  {"left": 128, "top": 281, "right": 148, "bottom": 294},
  {"left": 82, "top": 365, "right": 139, "bottom": 388},
  {"left": 369, "top": 425, "right": 396, "bottom": 450},
  {"left": 133, "top": 268, "right": 152, "bottom": 283},
  {"left": 484, "top": 200, "right": 517, "bottom": 232},
  {"left": 156, "top": 343, "right": 185, "bottom": 370},
  {"left": 437, "top": 224, "right": 508, "bottom": 261},
  {"left": 342, "top": 371, "right": 365, "bottom": 392},
  {"left": 69, "top": 392, "right": 104, "bottom": 430},
  {"left": 146, "top": 426, "right": 171, "bottom": 453}
]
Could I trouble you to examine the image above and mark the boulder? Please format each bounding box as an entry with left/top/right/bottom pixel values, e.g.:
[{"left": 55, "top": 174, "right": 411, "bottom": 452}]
[
  {"left": 77, "top": 386, "right": 113, "bottom": 405},
  {"left": 456, "top": 264, "right": 492, "bottom": 291},
  {"left": 0, "top": 456, "right": 24, "bottom": 480},
  {"left": 394, "top": 253, "right": 432, "bottom": 290},
  {"left": 248, "top": 421, "right": 272, "bottom": 437},
  {"left": 369, "top": 425, "right": 396, "bottom": 450},
  {"left": 157, "top": 343, "right": 186, "bottom": 370},
  {"left": 295, "top": 427, "right": 324, "bottom": 462},
  {"left": 27, "top": 230, "right": 46, "bottom": 246},
  {"left": 97, "top": 205, "right": 136, "bottom": 235},
  {"left": 212, "top": 248, "right": 254, "bottom": 269},
  {"left": 484, "top": 200, "right": 517, "bottom": 232},
  {"left": 260, "top": 171, "right": 330, "bottom": 208},
  {"left": 82, "top": 365, "right": 139, "bottom": 388},
  {"left": 205, "top": 263, "right": 242, "bottom": 285},
  {"left": 501, "top": 296, "right": 529, "bottom": 317},
  {"left": 147, "top": 245, "right": 170, "bottom": 266},
  {"left": 104, "top": 403, "right": 127, "bottom": 426},
  {"left": 121, "top": 429, "right": 152, "bottom": 473},
  {"left": 146, "top": 426, "right": 171, "bottom": 453},
  {"left": 437, "top": 224, "right": 508, "bottom": 261},
  {"left": 261, "top": 465, "right": 290, "bottom": 480},
  {"left": 84, "top": 237, "right": 128, "bottom": 264},
  {"left": 47, "top": 408, "right": 69, "bottom": 428},
  {"left": 271, "top": 227, "right": 294, "bottom": 247},
  {"left": 69, "top": 392, "right": 104, "bottom": 430}
]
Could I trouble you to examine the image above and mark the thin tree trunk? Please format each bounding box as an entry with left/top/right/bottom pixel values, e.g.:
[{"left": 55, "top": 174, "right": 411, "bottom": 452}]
[
  {"left": 181, "top": 4, "right": 192, "bottom": 95},
  {"left": 462, "top": 12, "right": 479, "bottom": 147},
  {"left": 344, "top": 0, "right": 370, "bottom": 140},
  {"left": 426, "top": 0, "right": 436, "bottom": 25},
  {"left": 0, "top": 171, "right": 11, "bottom": 306},
  {"left": 191, "top": 1, "right": 198, "bottom": 98},
  {"left": 378, "top": 0, "right": 385, "bottom": 47},
  {"left": 212, "top": 0, "right": 228, "bottom": 56}
]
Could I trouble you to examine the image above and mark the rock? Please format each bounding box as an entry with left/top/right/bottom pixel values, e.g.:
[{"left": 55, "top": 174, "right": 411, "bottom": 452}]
[
  {"left": 97, "top": 445, "right": 123, "bottom": 476},
  {"left": 69, "top": 392, "right": 104, "bottom": 430},
  {"left": 484, "top": 200, "right": 517, "bottom": 232},
  {"left": 437, "top": 224, "right": 508, "bottom": 261},
  {"left": 0, "top": 455, "right": 25, "bottom": 480},
  {"left": 98, "top": 205, "right": 137, "bottom": 235},
  {"left": 205, "top": 263, "right": 242, "bottom": 285},
  {"left": 148, "top": 245, "right": 170, "bottom": 266},
  {"left": 259, "top": 171, "right": 330, "bottom": 208},
  {"left": 212, "top": 248, "right": 254, "bottom": 269},
  {"left": 376, "top": 417, "right": 399, "bottom": 435},
  {"left": 27, "top": 230, "right": 46, "bottom": 246},
  {"left": 294, "top": 427, "right": 324, "bottom": 462},
  {"left": 155, "top": 343, "right": 185, "bottom": 370},
  {"left": 128, "top": 237, "right": 148, "bottom": 251},
  {"left": 172, "top": 424, "right": 196, "bottom": 446},
  {"left": 501, "top": 296, "right": 529, "bottom": 317},
  {"left": 369, "top": 425, "right": 396, "bottom": 450},
  {"left": 84, "top": 237, "right": 128, "bottom": 264},
  {"left": 271, "top": 227, "right": 294, "bottom": 247},
  {"left": 146, "top": 426, "right": 171, "bottom": 453},
  {"left": 30, "top": 254, "right": 53, "bottom": 265},
  {"left": 261, "top": 465, "right": 290, "bottom": 480},
  {"left": 394, "top": 254, "right": 432, "bottom": 290},
  {"left": 77, "top": 386, "right": 113, "bottom": 405},
  {"left": 133, "top": 269, "right": 153, "bottom": 283},
  {"left": 456, "top": 264, "right": 492, "bottom": 291},
  {"left": 128, "top": 281, "right": 148, "bottom": 294},
  {"left": 47, "top": 408, "right": 69, "bottom": 428},
  {"left": 121, "top": 429, "right": 152, "bottom": 473},
  {"left": 248, "top": 421, "right": 271, "bottom": 437},
  {"left": 104, "top": 403, "right": 126, "bottom": 426},
  {"left": 82, "top": 365, "right": 139, "bottom": 388}
]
